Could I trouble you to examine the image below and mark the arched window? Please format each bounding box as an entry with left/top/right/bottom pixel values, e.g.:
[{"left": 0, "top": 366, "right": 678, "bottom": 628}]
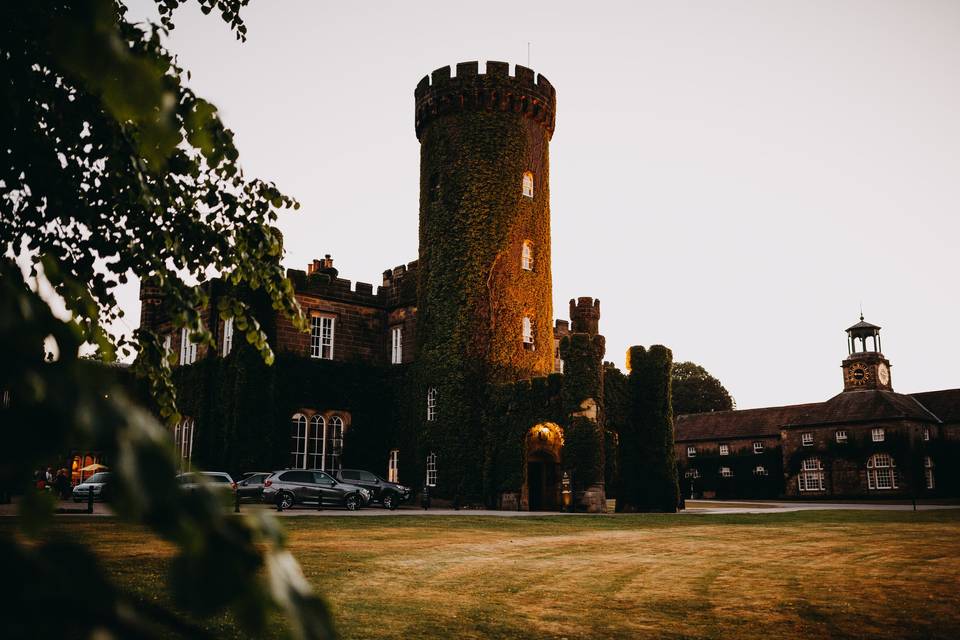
[
  {"left": 798, "top": 457, "right": 824, "bottom": 492},
  {"left": 867, "top": 453, "right": 897, "bottom": 490},
  {"left": 426, "top": 387, "right": 437, "bottom": 421},
  {"left": 522, "top": 316, "right": 534, "bottom": 348},
  {"left": 426, "top": 452, "right": 437, "bottom": 487},
  {"left": 308, "top": 415, "right": 324, "bottom": 469},
  {"left": 290, "top": 414, "right": 307, "bottom": 469},
  {"left": 327, "top": 416, "right": 344, "bottom": 471},
  {"left": 753, "top": 465, "right": 768, "bottom": 476},
  {"left": 174, "top": 417, "right": 195, "bottom": 472},
  {"left": 522, "top": 171, "right": 534, "bottom": 198},
  {"left": 222, "top": 317, "right": 234, "bottom": 356},
  {"left": 521, "top": 241, "right": 534, "bottom": 271}
]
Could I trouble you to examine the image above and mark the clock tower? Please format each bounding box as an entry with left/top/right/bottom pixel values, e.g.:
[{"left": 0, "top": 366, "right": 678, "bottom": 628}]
[{"left": 841, "top": 315, "right": 893, "bottom": 391}]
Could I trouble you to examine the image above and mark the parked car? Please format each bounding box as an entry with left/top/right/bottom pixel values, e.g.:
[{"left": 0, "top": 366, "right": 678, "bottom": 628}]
[
  {"left": 72, "top": 472, "right": 114, "bottom": 502},
  {"left": 177, "top": 472, "right": 236, "bottom": 503},
  {"left": 333, "top": 468, "right": 411, "bottom": 510},
  {"left": 237, "top": 472, "right": 271, "bottom": 502},
  {"left": 261, "top": 469, "right": 371, "bottom": 510}
]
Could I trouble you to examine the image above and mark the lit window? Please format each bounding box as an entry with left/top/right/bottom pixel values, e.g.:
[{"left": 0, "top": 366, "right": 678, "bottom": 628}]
[
  {"left": 753, "top": 441, "right": 764, "bottom": 454},
  {"left": 754, "top": 465, "right": 768, "bottom": 476},
  {"left": 326, "top": 416, "right": 344, "bottom": 471},
  {"left": 222, "top": 317, "right": 234, "bottom": 356},
  {"left": 922, "top": 427, "right": 930, "bottom": 442},
  {"left": 924, "top": 456, "right": 935, "bottom": 490},
  {"left": 179, "top": 327, "right": 197, "bottom": 365},
  {"left": 866, "top": 453, "right": 897, "bottom": 490},
  {"left": 426, "top": 387, "right": 437, "bottom": 422},
  {"left": 426, "top": 452, "right": 437, "bottom": 487},
  {"left": 391, "top": 326, "right": 403, "bottom": 365},
  {"left": 719, "top": 444, "right": 729, "bottom": 456},
  {"left": 687, "top": 446, "right": 697, "bottom": 458},
  {"left": 522, "top": 316, "right": 535, "bottom": 349},
  {"left": 173, "top": 417, "right": 195, "bottom": 472},
  {"left": 388, "top": 450, "right": 399, "bottom": 483},
  {"left": 871, "top": 428, "right": 885, "bottom": 442},
  {"left": 684, "top": 468, "right": 700, "bottom": 479},
  {"left": 720, "top": 466, "right": 733, "bottom": 478},
  {"left": 308, "top": 415, "right": 324, "bottom": 469},
  {"left": 799, "top": 457, "right": 825, "bottom": 492},
  {"left": 522, "top": 171, "right": 534, "bottom": 198},
  {"left": 311, "top": 315, "right": 335, "bottom": 360},
  {"left": 521, "top": 241, "right": 534, "bottom": 271},
  {"left": 290, "top": 414, "right": 307, "bottom": 469},
  {"left": 835, "top": 430, "right": 848, "bottom": 443},
  {"left": 801, "top": 433, "right": 814, "bottom": 446}
]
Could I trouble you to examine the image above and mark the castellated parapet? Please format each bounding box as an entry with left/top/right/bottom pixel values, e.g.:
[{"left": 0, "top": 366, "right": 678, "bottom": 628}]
[
  {"left": 570, "top": 297, "right": 601, "bottom": 335},
  {"left": 414, "top": 61, "right": 557, "bottom": 141}
]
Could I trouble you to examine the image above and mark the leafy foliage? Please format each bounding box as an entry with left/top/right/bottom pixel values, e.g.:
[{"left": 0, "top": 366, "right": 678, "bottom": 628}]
[
  {"left": 0, "top": 1, "right": 331, "bottom": 637},
  {"left": 671, "top": 361, "right": 734, "bottom": 416}
]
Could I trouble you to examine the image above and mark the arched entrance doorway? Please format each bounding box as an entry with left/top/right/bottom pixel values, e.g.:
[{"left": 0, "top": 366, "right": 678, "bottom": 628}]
[{"left": 523, "top": 423, "right": 564, "bottom": 511}]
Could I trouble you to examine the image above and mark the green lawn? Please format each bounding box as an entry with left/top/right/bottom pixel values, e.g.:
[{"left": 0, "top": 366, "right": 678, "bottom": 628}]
[{"left": 18, "top": 510, "right": 960, "bottom": 639}]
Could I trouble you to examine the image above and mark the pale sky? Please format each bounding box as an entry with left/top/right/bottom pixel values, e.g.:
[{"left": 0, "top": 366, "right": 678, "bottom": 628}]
[{"left": 120, "top": 0, "right": 960, "bottom": 409}]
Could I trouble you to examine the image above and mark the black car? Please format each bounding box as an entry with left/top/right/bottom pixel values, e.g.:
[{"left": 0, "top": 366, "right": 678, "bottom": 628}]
[
  {"left": 261, "top": 469, "right": 371, "bottom": 511},
  {"left": 237, "top": 472, "right": 270, "bottom": 503},
  {"left": 333, "top": 469, "right": 411, "bottom": 510}
]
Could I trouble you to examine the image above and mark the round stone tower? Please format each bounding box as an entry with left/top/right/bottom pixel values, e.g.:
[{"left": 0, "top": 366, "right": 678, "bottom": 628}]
[{"left": 414, "top": 61, "right": 557, "bottom": 384}]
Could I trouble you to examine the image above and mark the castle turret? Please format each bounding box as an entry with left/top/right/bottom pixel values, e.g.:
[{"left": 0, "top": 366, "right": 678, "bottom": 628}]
[
  {"left": 570, "top": 297, "right": 600, "bottom": 335},
  {"left": 139, "top": 278, "right": 163, "bottom": 333}
]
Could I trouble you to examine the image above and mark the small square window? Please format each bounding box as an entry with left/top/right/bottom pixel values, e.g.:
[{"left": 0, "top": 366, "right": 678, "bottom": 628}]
[
  {"left": 720, "top": 466, "right": 733, "bottom": 478},
  {"left": 871, "top": 428, "right": 885, "bottom": 442},
  {"left": 687, "top": 446, "right": 697, "bottom": 458},
  {"left": 753, "top": 465, "right": 768, "bottom": 476},
  {"left": 802, "top": 432, "right": 814, "bottom": 446},
  {"left": 719, "top": 444, "right": 729, "bottom": 456},
  {"left": 835, "top": 430, "right": 848, "bottom": 443},
  {"left": 753, "top": 441, "right": 764, "bottom": 454}
]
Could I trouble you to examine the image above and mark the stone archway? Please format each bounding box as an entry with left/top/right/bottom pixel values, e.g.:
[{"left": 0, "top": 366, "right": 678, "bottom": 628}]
[{"left": 522, "top": 422, "right": 564, "bottom": 511}]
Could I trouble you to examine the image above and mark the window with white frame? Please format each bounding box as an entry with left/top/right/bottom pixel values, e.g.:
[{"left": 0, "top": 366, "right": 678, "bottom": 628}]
[
  {"left": 310, "top": 315, "right": 335, "bottom": 360},
  {"left": 554, "top": 339, "right": 564, "bottom": 374},
  {"left": 521, "top": 241, "right": 534, "bottom": 271},
  {"left": 801, "top": 432, "right": 814, "bottom": 446},
  {"left": 684, "top": 468, "right": 700, "bottom": 479},
  {"left": 163, "top": 334, "right": 172, "bottom": 357},
  {"left": 754, "top": 465, "right": 768, "bottom": 476},
  {"left": 179, "top": 327, "right": 197, "bottom": 365},
  {"left": 222, "top": 317, "right": 234, "bottom": 356},
  {"left": 720, "top": 466, "right": 733, "bottom": 478},
  {"left": 798, "top": 457, "right": 825, "bottom": 492},
  {"left": 388, "top": 449, "right": 399, "bottom": 483},
  {"left": 871, "top": 428, "right": 885, "bottom": 442},
  {"left": 719, "top": 444, "right": 729, "bottom": 456},
  {"left": 753, "top": 441, "right": 764, "bottom": 454},
  {"left": 308, "top": 415, "right": 324, "bottom": 469},
  {"left": 835, "top": 430, "right": 848, "bottom": 443},
  {"left": 426, "top": 387, "right": 437, "bottom": 421},
  {"left": 290, "top": 413, "right": 307, "bottom": 469},
  {"left": 326, "top": 416, "right": 344, "bottom": 471},
  {"left": 687, "top": 446, "right": 697, "bottom": 458},
  {"left": 924, "top": 456, "right": 935, "bottom": 490},
  {"left": 866, "top": 453, "right": 897, "bottom": 490},
  {"left": 391, "top": 326, "right": 403, "bottom": 364},
  {"left": 923, "top": 427, "right": 930, "bottom": 442},
  {"left": 522, "top": 171, "right": 534, "bottom": 198},
  {"left": 173, "top": 417, "right": 195, "bottom": 472},
  {"left": 522, "top": 316, "right": 534, "bottom": 349},
  {"left": 426, "top": 452, "right": 437, "bottom": 487}
]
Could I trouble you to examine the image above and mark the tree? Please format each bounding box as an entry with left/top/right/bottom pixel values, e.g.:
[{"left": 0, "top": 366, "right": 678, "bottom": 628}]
[
  {"left": 1, "top": 2, "right": 329, "bottom": 638},
  {"left": 671, "top": 361, "right": 734, "bottom": 416}
]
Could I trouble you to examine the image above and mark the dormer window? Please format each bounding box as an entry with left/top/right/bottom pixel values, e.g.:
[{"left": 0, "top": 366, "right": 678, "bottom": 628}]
[
  {"left": 521, "top": 241, "right": 534, "bottom": 271},
  {"left": 522, "top": 316, "right": 535, "bottom": 349},
  {"left": 522, "top": 171, "right": 534, "bottom": 198}
]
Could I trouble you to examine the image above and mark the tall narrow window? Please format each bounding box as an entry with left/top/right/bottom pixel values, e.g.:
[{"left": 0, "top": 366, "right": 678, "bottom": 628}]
[
  {"left": 391, "top": 326, "right": 403, "bottom": 365},
  {"left": 310, "top": 315, "right": 335, "bottom": 360},
  {"left": 222, "top": 317, "right": 234, "bottom": 356},
  {"left": 867, "top": 453, "right": 897, "bottom": 490},
  {"left": 924, "top": 456, "right": 935, "bottom": 489},
  {"left": 426, "top": 452, "right": 437, "bottom": 487},
  {"left": 426, "top": 387, "right": 437, "bottom": 421},
  {"left": 522, "top": 316, "right": 534, "bottom": 349},
  {"left": 799, "top": 457, "right": 825, "bottom": 492},
  {"left": 388, "top": 450, "right": 399, "bottom": 483},
  {"left": 179, "top": 327, "right": 197, "bottom": 365},
  {"left": 522, "top": 171, "right": 534, "bottom": 198},
  {"left": 163, "top": 334, "right": 172, "bottom": 356},
  {"left": 521, "top": 241, "right": 534, "bottom": 271},
  {"left": 922, "top": 427, "right": 930, "bottom": 442},
  {"left": 173, "top": 417, "right": 195, "bottom": 472},
  {"left": 290, "top": 414, "right": 308, "bottom": 469},
  {"left": 308, "top": 415, "right": 324, "bottom": 469},
  {"left": 327, "top": 416, "right": 344, "bottom": 471}
]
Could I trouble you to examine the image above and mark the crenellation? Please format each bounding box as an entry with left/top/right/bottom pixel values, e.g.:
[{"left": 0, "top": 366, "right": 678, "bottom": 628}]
[{"left": 456, "top": 61, "right": 478, "bottom": 78}]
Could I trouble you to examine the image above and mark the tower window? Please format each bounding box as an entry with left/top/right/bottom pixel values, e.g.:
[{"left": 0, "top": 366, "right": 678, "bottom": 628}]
[
  {"left": 867, "top": 453, "right": 897, "bottom": 490},
  {"left": 799, "top": 457, "right": 825, "bottom": 492},
  {"left": 426, "top": 452, "right": 437, "bottom": 487},
  {"left": 310, "top": 315, "right": 335, "bottom": 360},
  {"left": 522, "top": 171, "right": 534, "bottom": 198},
  {"left": 871, "top": 428, "right": 885, "bottom": 442},
  {"left": 391, "top": 326, "right": 403, "bottom": 365},
  {"left": 719, "top": 444, "right": 729, "bottom": 456},
  {"left": 522, "top": 316, "right": 535, "bottom": 349},
  {"left": 426, "top": 387, "right": 437, "bottom": 421},
  {"left": 222, "top": 317, "right": 234, "bottom": 356},
  {"left": 521, "top": 241, "right": 534, "bottom": 271}
]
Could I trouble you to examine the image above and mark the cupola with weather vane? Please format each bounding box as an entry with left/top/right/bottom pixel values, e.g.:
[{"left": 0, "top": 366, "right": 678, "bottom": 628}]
[{"left": 841, "top": 314, "right": 892, "bottom": 391}]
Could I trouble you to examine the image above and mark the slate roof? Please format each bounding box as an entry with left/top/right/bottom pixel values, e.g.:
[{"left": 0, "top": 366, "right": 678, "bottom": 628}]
[
  {"left": 784, "top": 390, "right": 939, "bottom": 427},
  {"left": 910, "top": 389, "right": 960, "bottom": 425},
  {"left": 674, "top": 403, "right": 820, "bottom": 442}
]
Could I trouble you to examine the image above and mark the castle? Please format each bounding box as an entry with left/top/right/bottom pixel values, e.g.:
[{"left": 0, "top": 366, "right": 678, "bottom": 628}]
[{"left": 139, "top": 61, "right": 959, "bottom": 507}]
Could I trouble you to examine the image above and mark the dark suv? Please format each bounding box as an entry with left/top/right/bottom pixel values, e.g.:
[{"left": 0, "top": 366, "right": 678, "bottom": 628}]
[
  {"left": 261, "top": 469, "right": 371, "bottom": 511},
  {"left": 334, "top": 469, "right": 410, "bottom": 510}
]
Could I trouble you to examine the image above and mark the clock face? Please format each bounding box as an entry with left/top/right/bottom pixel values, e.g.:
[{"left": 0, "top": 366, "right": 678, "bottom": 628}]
[
  {"left": 877, "top": 363, "right": 890, "bottom": 386},
  {"left": 849, "top": 365, "right": 871, "bottom": 385}
]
